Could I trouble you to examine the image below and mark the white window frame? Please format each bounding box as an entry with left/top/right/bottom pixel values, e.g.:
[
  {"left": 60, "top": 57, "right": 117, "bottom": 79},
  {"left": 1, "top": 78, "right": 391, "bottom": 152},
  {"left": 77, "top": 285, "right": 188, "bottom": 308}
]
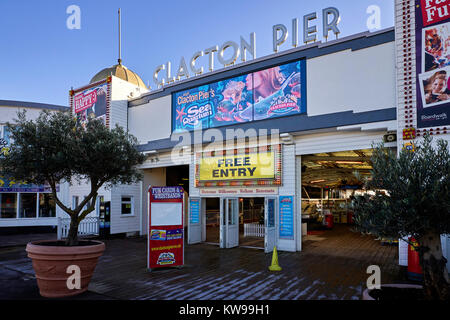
[
  {"left": 121, "top": 196, "right": 134, "bottom": 216},
  {"left": 38, "top": 192, "right": 56, "bottom": 218},
  {"left": 17, "top": 192, "right": 38, "bottom": 219},
  {"left": 0, "top": 192, "right": 18, "bottom": 219}
]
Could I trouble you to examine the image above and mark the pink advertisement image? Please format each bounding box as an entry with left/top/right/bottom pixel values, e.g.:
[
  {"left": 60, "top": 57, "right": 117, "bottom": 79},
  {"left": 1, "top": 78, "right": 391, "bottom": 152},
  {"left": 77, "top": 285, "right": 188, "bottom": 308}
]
[{"left": 72, "top": 82, "right": 108, "bottom": 127}]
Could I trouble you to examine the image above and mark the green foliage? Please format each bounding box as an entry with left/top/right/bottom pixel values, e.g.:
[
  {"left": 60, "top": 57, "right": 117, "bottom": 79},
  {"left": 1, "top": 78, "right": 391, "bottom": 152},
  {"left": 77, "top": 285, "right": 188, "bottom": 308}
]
[
  {"left": 351, "top": 134, "right": 450, "bottom": 239},
  {"left": 0, "top": 110, "right": 146, "bottom": 244},
  {"left": 351, "top": 134, "right": 450, "bottom": 299}
]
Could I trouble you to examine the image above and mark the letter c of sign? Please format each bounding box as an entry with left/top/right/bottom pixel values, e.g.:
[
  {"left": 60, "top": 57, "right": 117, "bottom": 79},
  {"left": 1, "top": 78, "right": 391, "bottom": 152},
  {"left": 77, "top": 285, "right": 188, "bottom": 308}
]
[{"left": 153, "top": 64, "right": 166, "bottom": 87}]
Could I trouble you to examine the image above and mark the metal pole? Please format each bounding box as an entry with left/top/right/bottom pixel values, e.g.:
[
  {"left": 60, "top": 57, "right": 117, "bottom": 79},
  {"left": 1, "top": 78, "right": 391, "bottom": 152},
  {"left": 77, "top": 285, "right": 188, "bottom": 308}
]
[{"left": 118, "top": 8, "right": 122, "bottom": 65}]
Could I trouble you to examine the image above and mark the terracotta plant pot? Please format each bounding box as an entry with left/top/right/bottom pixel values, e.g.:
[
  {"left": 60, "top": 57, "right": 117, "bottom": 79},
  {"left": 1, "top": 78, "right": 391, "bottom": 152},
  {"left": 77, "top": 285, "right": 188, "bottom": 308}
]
[
  {"left": 26, "top": 240, "right": 105, "bottom": 298},
  {"left": 362, "top": 283, "right": 423, "bottom": 300}
]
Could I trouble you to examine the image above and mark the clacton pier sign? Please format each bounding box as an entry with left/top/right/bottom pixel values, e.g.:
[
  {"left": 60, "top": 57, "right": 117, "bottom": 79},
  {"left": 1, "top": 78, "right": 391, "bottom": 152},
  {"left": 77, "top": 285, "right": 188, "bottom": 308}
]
[{"left": 153, "top": 7, "right": 341, "bottom": 87}]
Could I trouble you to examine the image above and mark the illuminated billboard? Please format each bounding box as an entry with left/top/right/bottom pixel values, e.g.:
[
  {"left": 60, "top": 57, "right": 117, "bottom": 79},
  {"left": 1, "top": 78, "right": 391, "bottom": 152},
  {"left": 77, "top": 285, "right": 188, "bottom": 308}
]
[{"left": 172, "top": 60, "right": 306, "bottom": 132}]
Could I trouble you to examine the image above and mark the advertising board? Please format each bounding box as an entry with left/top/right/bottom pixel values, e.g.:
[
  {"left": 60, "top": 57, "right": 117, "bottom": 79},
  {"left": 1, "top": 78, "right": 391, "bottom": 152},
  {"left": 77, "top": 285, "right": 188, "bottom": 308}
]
[
  {"left": 71, "top": 81, "right": 109, "bottom": 128},
  {"left": 148, "top": 186, "right": 184, "bottom": 270},
  {"left": 173, "top": 60, "right": 306, "bottom": 132},
  {"left": 415, "top": 0, "right": 450, "bottom": 128}
]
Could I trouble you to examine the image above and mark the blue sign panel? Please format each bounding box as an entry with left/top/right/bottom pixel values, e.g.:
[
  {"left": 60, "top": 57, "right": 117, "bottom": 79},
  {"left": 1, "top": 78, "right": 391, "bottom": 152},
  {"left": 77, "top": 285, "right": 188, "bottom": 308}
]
[
  {"left": 267, "top": 198, "right": 275, "bottom": 228},
  {"left": 166, "top": 228, "right": 183, "bottom": 240},
  {"left": 189, "top": 198, "right": 200, "bottom": 224},
  {"left": 0, "top": 175, "right": 58, "bottom": 193},
  {"left": 172, "top": 60, "right": 306, "bottom": 132},
  {"left": 279, "top": 196, "right": 294, "bottom": 239},
  {"left": 173, "top": 85, "right": 212, "bottom": 131}
]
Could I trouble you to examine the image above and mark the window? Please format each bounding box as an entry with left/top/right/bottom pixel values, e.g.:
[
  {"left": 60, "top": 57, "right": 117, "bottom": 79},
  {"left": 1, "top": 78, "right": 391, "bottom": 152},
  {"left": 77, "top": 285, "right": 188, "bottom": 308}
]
[
  {"left": 39, "top": 193, "right": 56, "bottom": 217},
  {"left": 121, "top": 196, "right": 133, "bottom": 215},
  {"left": 0, "top": 125, "right": 12, "bottom": 147},
  {"left": 2, "top": 125, "right": 10, "bottom": 144},
  {"left": 72, "top": 196, "right": 79, "bottom": 210},
  {"left": 19, "top": 193, "right": 37, "bottom": 218},
  {"left": 96, "top": 196, "right": 104, "bottom": 216},
  {"left": 0, "top": 193, "right": 17, "bottom": 218}
]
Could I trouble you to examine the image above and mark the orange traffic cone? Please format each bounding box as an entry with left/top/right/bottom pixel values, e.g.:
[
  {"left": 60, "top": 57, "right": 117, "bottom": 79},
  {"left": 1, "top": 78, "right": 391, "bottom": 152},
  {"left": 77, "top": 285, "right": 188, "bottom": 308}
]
[{"left": 268, "top": 246, "right": 282, "bottom": 271}]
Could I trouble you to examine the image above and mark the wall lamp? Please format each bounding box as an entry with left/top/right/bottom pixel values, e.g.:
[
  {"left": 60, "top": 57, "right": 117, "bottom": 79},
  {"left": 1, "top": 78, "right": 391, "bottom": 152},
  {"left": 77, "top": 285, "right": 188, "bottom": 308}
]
[
  {"left": 143, "top": 150, "right": 159, "bottom": 162},
  {"left": 280, "top": 133, "right": 294, "bottom": 145}
]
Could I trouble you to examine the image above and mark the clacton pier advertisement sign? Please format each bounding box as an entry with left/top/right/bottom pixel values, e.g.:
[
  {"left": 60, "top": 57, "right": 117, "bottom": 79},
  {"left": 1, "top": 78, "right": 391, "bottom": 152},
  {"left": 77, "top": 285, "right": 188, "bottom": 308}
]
[{"left": 173, "top": 60, "right": 306, "bottom": 132}]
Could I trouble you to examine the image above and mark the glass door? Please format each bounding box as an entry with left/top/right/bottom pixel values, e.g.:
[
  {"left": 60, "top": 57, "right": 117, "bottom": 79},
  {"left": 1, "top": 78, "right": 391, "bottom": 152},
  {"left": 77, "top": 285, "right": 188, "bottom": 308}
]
[
  {"left": 188, "top": 197, "right": 202, "bottom": 244},
  {"left": 220, "top": 198, "right": 239, "bottom": 248},
  {"left": 265, "top": 197, "right": 277, "bottom": 253}
]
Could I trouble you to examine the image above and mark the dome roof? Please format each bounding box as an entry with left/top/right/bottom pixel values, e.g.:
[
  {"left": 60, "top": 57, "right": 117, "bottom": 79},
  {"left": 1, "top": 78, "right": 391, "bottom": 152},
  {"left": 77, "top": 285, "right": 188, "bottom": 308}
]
[{"left": 90, "top": 62, "right": 147, "bottom": 89}]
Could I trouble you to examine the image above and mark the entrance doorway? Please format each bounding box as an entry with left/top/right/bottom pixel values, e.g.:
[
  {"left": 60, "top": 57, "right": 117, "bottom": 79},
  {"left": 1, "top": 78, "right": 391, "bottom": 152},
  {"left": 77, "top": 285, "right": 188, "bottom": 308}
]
[
  {"left": 300, "top": 148, "right": 397, "bottom": 247},
  {"left": 188, "top": 196, "right": 277, "bottom": 252},
  {"left": 239, "top": 198, "right": 264, "bottom": 249},
  {"left": 166, "top": 165, "right": 189, "bottom": 193},
  {"left": 205, "top": 198, "right": 220, "bottom": 244}
]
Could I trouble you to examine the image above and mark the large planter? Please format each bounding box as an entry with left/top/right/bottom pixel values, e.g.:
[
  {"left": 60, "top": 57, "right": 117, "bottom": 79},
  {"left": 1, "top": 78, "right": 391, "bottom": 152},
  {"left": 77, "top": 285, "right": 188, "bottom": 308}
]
[
  {"left": 362, "top": 283, "right": 423, "bottom": 300},
  {"left": 26, "top": 240, "right": 105, "bottom": 298}
]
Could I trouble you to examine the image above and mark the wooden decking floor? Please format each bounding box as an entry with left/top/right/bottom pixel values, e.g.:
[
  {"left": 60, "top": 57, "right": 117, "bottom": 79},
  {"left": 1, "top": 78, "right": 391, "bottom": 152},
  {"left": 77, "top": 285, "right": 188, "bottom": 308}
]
[{"left": 87, "top": 225, "right": 403, "bottom": 300}]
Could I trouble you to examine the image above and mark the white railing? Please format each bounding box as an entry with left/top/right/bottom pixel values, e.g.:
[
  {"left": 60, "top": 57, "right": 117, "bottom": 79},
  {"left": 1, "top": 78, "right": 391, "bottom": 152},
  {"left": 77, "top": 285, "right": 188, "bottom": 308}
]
[
  {"left": 57, "top": 217, "right": 99, "bottom": 240},
  {"left": 244, "top": 223, "right": 264, "bottom": 238}
]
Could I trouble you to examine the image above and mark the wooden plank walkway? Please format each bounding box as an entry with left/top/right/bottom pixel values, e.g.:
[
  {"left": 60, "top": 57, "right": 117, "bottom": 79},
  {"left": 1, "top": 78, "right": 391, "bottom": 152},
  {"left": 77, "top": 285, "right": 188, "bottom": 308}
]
[{"left": 85, "top": 225, "right": 402, "bottom": 300}]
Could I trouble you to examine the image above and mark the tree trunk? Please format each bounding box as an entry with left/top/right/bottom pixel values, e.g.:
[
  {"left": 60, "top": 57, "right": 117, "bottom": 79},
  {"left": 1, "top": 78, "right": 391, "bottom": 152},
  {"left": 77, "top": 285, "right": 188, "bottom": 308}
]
[
  {"left": 65, "top": 216, "right": 80, "bottom": 246},
  {"left": 417, "top": 232, "right": 450, "bottom": 300}
]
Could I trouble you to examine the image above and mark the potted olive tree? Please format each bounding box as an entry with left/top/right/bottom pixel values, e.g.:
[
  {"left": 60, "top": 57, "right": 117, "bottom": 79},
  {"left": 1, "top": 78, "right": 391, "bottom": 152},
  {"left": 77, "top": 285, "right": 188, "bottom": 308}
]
[
  {"left": 352, "top": 134, "right": 450, "bottom": 300},
  {"left": 0, "top": 110, "right": 145, "bottom": 297}
]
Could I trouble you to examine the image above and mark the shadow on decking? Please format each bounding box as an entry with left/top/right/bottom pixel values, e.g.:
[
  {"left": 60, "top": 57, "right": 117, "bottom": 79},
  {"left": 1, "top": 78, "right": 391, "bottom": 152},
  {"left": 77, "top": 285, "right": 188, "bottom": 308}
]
[{"left": 86, "top": 225, "right": 404, "bottom": 300}]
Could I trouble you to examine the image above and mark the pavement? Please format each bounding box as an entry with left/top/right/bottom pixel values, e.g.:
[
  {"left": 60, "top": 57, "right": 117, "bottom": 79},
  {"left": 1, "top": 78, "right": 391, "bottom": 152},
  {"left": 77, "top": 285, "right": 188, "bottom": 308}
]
[
  {"left": 0, "top": 232, "right": 58, "bottom": 248},
  {"left": 0, "top": 226, "right": 415, "bottom": 300},
  {"left": 0, "top": 232, "right": 114, "bottom": 300}
]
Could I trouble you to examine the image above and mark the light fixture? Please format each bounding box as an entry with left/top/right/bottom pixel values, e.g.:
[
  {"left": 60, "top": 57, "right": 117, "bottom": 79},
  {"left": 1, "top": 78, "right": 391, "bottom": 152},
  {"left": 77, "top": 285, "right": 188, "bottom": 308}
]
[
  {"left": 143, "top": 150, "right": 157, "bottom": 156},
  {"left": 280, "top": 133, "right": 294, "bottom": 145},
  {"left": 335, "top": 161, "right": 364, "bottom": 164},
  {"left": 143, "top": 150, "right": 159, "bottom": 162}
]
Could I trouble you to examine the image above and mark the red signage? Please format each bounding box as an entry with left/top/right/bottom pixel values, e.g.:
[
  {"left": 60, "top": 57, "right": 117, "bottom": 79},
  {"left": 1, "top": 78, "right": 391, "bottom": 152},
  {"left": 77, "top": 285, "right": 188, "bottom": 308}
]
[
  {"left": 148, "top": 186, "right": 184, "bottom": 270},
  {"left": 421, "top": 0, "right": 450, "bottom": 27},
  {"left": 74, "top": 90, "right": 98, "bottom": 113}
]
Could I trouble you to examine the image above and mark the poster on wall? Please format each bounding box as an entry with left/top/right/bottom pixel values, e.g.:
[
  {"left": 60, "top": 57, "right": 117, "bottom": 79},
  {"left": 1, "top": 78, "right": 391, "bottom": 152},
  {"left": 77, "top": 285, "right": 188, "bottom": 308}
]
[
  {"left": 416, "top": 0, "right": 450, "bottom": 128},
  {"left": 72, "top": 82, "right": 108, "bottom": 128},
  {"left": 279, "top": 195, "right": 294, "bottom": 240},
  {"left": 173, "top": 85, "right": 212, "bottom": 131},
  {"left": 189, "top": 198, "right": 200, "bottom": 224},
  {"left": 173, "top": 60, "right": 306, "bottom": 132},
  {"left": 209, "top": 74, "right": 253, "bottom": 127}
]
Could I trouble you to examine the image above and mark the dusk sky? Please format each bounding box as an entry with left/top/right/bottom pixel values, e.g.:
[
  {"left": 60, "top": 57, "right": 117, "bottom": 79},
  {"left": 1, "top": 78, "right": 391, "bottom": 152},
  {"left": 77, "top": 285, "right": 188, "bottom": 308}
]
[{"left": 0, "top": 0, "right": 394, "bottom": 106}]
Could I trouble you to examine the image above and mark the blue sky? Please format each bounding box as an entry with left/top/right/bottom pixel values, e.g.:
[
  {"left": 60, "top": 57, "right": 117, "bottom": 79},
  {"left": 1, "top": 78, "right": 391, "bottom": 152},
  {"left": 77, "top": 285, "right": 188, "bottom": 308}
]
[{"left": 0, "top": 0, "right": 394, "bottom": 106}]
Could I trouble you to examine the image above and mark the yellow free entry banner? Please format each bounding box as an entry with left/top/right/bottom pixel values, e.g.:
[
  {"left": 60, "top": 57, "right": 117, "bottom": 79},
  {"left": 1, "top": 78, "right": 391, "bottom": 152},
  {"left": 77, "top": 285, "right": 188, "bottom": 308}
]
[{"left": 199, "top": 151, "right": 275, "bottom": 181}]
